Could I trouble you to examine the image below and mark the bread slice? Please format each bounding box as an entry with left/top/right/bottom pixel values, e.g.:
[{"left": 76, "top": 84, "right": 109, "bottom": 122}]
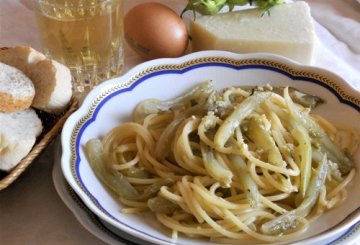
[
  {"left": 0, "top": 62, "right": 35, "bottom": 112},
  {"left": 29, "top": 59, "right": 73, "bottom": 114},
  {"left": 0, "top": 109, "right": 43, "bottom": 171},
  {"left": 0, "top": 46, "right": 73, "bottom": 114},
  {"left": 0, "top": 46, "right": 46, "bottom": 74}
]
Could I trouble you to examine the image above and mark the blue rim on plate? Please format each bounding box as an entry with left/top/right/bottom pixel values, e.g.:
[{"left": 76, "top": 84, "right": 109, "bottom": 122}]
[{"left": 61, "top": 51, "right": 360, "bottom": 245}]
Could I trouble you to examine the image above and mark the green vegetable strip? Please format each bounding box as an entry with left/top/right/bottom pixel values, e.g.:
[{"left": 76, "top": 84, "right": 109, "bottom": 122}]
[
  {"left": 85, "top": 138, "right": 139, "bottom": 199},
  {"left": 229, "top": 154, "right": 260, "bottom": 207},
  {"left": 154, "top": 83, "right": 217, "bottom": 160},
  {"left": 133, "top": 178, "right": 174, "bottom": 201},
  {"left": 261, "top": 154, "right": 328, "bottom": 235},
  {"left": 132, "top": 81, "right": 214, "bottom": 123},
  {"left": 124, "top": 167, "right": 151, "bottom": 179},
  {"left": 215, "top": 92, "right": 272, "bottom": 148},
  {"left": 155, "top": 95, "right": 216, "bottom": 160},
  {"left": 147, "top": 196, "right": 179, "bottom": 214},
  {"left": 291, "top": 126, "right": 312, "bottom": 199},
  {"left": 284, "top": 87, "right": 353, "bottom": 174},
  {"left": 241, "top": 86, "right": 324, "bottom": 109},
  {"left": 200, "top": 141, "right": 233, "bottom": 187},
  {"left": 86, "top": 138, "right": 174, "bottom": 202},
  {"left": 246, "top": 115, "right": 287, "bottom": 168}
]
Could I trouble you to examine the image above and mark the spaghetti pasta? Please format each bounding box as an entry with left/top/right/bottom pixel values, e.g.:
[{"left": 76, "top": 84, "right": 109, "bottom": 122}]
[{"left": 85, "top": 82, "right": 358, "bottom": 243}]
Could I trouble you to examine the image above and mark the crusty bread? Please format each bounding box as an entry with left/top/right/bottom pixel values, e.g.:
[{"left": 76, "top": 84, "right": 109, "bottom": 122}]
[
  {"left": 0, "top": 46, "right": 46, "bottom": 74},
  {"left": 0, "top": 46, "right": 73, "bottom": 114},
  {"left": 0, "top": 109, "right": 43, "bottom": 171},
  {"left": 29, "top": 59, "right": 73, "bottom": 114},
  {"left": 0, "top": 62, "right": 35, "bottom": 112}
]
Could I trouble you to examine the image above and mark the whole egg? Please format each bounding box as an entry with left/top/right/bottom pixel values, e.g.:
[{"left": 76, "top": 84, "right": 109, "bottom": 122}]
[{"left": 124, "top": 2, "right": 189, "bottom": 60}]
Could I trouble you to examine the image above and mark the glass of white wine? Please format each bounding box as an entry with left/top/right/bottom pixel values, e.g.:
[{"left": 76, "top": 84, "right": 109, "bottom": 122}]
[{"left": 34, "top": 0, "right": 124, "bottom": 94}]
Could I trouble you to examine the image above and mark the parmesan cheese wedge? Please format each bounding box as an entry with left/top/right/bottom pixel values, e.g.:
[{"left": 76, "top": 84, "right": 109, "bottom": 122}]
[{"left": 190, "top": 1, "right": 316, "bottom": 64}]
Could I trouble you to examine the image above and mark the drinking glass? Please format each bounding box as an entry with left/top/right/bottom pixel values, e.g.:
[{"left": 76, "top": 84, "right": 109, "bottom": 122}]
[{"left": 34, "top": 0, "right": 125, "bottom": 93}]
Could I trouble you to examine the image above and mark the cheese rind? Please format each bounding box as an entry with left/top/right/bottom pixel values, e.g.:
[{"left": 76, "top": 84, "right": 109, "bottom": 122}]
[{"left": 190, "top": 1, "right": 315, "bottom": 64}]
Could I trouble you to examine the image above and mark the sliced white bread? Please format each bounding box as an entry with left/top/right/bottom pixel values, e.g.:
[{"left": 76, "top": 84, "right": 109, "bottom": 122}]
[
  {"left": 0, "top": 46, "right": 46, "bottom": 74},
  {"left": 0, "top": 46, "right": 73, "bottom": 114},
  {"left": 0, "top": 62, "right": 35, "bottom": 112},
  {"left": 29, "top": 59, "right": 73, "bottom": 114},
  {"left": 0, "top": 109, "right": 43, "bottom": 171}
]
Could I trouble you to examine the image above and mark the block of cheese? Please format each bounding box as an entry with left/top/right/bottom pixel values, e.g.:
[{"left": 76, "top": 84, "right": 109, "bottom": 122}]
[{"left": 190, "top": 1, "right": 315, "bottom": 64}]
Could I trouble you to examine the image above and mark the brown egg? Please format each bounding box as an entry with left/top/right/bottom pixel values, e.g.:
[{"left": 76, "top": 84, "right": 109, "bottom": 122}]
[{"left": 124, "top": 2, "right": 189, "bottom": 60}]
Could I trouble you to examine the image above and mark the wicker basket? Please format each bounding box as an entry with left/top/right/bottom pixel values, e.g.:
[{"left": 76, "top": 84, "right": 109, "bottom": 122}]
[
  {"left": 0, "top": 98, "right": 78, "bottom": 190},
  {"left": 0, "top": 46, "right": 79, "bottom": 190}
]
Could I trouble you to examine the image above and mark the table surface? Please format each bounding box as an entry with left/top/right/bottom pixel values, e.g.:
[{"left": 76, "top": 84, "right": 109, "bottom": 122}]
[{"left": 0, "top": 1, "right": 359, "bottom": 244}]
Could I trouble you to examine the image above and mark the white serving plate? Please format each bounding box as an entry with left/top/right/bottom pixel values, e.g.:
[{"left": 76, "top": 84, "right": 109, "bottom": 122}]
[
  {"left": 53, "top": 138, "right": 141, "bottom": 245},
  {"left": 61, "top": 51, "right": 360, "bottom": 245},
  {"left": 53, "top": 140, "right": 360, "bottom": 245}
]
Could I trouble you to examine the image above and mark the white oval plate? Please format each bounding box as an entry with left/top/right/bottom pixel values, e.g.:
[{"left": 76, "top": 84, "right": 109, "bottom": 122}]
[
  {"left": 53, "top": 138, "right": 142, "bottom": 245},
  {"left": 61, "top": 51, "right": 360, "bottom": 245},
  {"left": 53, "top": 141, "right": 360, "bottom": 245}
]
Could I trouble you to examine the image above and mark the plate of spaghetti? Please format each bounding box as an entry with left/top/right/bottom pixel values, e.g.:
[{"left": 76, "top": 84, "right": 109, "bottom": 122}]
[{"left": 61, "top": 51, "right": 360, "bottom": 244}]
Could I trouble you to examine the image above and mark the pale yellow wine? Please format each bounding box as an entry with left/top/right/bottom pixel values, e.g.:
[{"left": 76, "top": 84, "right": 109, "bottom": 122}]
[{"left": 35, "top": 0, "right": 124, "bottom": 92}]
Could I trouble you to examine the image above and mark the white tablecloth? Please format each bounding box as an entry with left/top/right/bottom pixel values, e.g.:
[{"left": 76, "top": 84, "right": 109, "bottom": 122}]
[{"left": 0, "top": 1, "right": 359, "bottom": 244}]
